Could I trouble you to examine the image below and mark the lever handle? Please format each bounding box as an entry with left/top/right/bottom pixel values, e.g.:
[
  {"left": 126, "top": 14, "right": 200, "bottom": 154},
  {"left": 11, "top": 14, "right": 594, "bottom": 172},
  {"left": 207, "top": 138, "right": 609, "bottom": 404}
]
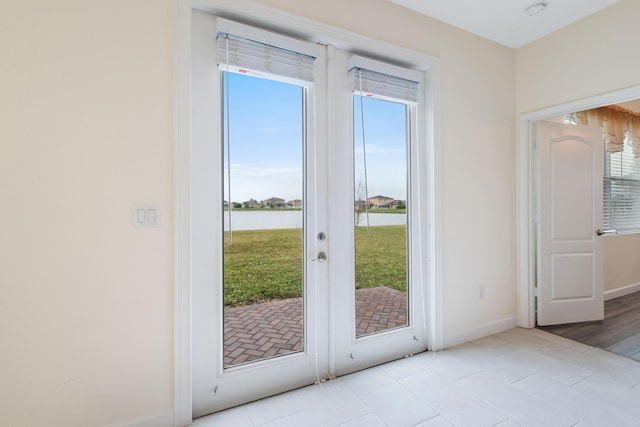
[
  {"left": 312, "top": 252, "right": 327, "bottom": 262},
  {"left": 596, "top": 229, "right": 616, "bottom": 235}
]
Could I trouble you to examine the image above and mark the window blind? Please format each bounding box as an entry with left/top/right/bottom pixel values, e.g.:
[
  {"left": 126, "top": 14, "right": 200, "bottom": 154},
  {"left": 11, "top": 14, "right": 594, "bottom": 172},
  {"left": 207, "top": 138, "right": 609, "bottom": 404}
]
[
  {"left": 217, "top": 33, "right": 315, "bottom": 83},
  {"left": 349, "top": 56, "right": 420, "bottom": 103},
  {"left": 604, "top": 148, "right": 640, "bottom": 232}
]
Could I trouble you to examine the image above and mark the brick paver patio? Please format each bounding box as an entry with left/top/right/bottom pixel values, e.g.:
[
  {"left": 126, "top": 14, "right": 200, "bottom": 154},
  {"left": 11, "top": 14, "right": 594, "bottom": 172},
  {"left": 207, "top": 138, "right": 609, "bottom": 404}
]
[{"left": 224, "top": 286, "right": 407, "bottom": 366}]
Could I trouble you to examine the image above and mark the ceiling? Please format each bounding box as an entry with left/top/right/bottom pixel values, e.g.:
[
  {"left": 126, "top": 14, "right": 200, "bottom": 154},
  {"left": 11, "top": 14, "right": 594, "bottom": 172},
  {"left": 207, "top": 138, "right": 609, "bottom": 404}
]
[{"left": 388, "top": 0, "right": 621, "bottom": 49}]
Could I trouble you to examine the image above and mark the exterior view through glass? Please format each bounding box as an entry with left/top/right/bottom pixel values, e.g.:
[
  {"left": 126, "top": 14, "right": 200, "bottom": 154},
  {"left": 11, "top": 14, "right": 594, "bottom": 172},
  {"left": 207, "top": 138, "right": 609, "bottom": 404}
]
[
  {"left": 353, "top": 95, "right": 409, "bottom": 337},
  {"left": 222, "top": 71, "right": 305, "bottom": 367}
]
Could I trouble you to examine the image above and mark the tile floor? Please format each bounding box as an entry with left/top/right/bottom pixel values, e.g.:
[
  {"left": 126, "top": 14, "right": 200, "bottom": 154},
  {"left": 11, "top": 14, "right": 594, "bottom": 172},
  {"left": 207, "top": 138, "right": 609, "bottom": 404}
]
[{"left": 191, "top": 328, "right": 640, "bottom": 427}]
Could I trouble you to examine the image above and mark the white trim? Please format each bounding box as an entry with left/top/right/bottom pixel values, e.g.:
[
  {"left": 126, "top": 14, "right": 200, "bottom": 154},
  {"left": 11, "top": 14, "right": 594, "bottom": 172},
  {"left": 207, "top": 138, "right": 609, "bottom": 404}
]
[
  {"left": 429, "top": 64, "right": 444, "bottom": 351},
  {"left": 517, "top": 85, "right": 640, "bottom": 329},
  {"left": 174, "top": 0, "right": 192, "bottom": 426},
  {"left": 192, "top": 0, "right": 436, "bottom": 71},
  {"left": 442, "top": 317, "right": 518, "bottom": 349},
  {"left": 217, "top": 17, "right": 318, "bottom": 58},
  {"left": 348, "top": 55, "right": 423, "bottom": 83},
  {"left": 605, "top": 282, "right": 640, "bottom": 301}
]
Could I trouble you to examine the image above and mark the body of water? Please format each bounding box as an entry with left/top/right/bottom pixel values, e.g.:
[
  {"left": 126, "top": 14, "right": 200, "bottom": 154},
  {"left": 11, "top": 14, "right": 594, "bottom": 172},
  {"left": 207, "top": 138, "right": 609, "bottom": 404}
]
[{"left": 224, "top": 210, "right": 406, "bottom": 231}]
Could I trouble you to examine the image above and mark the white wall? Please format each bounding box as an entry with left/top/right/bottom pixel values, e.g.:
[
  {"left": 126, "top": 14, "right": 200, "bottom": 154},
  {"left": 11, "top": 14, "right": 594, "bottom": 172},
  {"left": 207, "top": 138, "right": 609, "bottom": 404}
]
[
  {"left": 0, "top": 1, "right": 174, "bottom": 426},
  {"left": 517, "top": 0, "right": 640, "bottom": 114},
  {"left": 605, "top": 235, "right": 640, "bottom": 295},
  {"left": 517, "top": 0, "right": 640, "bottom": 300}
]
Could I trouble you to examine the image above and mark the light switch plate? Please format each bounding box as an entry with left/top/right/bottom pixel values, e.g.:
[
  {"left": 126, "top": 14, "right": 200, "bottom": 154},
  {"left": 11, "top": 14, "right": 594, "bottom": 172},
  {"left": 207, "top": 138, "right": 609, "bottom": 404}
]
[{"left": 133, "top": 205, "right": 160, "bottom": 228}]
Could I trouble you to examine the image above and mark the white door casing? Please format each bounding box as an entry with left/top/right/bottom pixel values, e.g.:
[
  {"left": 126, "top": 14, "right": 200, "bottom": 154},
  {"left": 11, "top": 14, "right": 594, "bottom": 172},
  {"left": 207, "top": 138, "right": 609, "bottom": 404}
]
[{"left": 537, "top": 121, "right": 604, "bottom": 326}]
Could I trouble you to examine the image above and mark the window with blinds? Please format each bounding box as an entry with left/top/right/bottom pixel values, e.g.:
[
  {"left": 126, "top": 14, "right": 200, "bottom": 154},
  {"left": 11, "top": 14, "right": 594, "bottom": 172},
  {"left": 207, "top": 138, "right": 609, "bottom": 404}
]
[
  {"left": 604, "top": 146, "right": 640, "bottom": 233},
  {"left": 216, "top": 18, "right": 316, "bottom": 85},
  {"left": 217, "top": 33, "right": 315, "bottom": 83},
  {"left": 348, "top": 56, "right": 420, "bottom": 104}
]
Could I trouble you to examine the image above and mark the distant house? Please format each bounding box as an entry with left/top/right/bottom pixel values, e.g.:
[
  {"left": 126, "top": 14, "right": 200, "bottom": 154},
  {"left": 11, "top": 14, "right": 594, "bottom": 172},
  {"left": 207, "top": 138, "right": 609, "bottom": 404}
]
[
  {"left": 368, "top": 195, "right": 394, "bottom": 208},
  {"left": 354, "top": 200, "right": 367, "bottom": 209},
  {"left": 261, "top": 197, "right": 286, "bottom": 208},
  {"left": 242, "top": 198, "right": 260, "bottom": 208},
  {"left": 389, "top": 199, "right": 406, "bottom": 208},
  {"left": 223, "top": 200, "right": 229, "bottom": 207},
  {"left": 287, "top": 199, "right": 302, "bottom": 208}
]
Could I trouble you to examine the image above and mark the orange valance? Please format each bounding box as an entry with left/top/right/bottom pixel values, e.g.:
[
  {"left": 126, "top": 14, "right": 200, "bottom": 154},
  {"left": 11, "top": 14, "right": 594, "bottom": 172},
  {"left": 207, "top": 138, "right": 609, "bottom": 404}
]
[{"left": 571, "top": 106, "right": 640, "bottom": 157}]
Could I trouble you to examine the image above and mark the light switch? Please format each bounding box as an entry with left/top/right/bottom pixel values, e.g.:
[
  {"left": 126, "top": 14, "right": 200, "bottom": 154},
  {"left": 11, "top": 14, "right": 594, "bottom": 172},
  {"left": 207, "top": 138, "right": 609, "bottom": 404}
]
[
  {"left": 137, "top": 208, "right": 146, "bottom": 224},
  {"left": 147, "top": 208, "right": 156, "bottom": 224},
  {"left": 133, "top": 205, "right": 160, "bottom": 228}
]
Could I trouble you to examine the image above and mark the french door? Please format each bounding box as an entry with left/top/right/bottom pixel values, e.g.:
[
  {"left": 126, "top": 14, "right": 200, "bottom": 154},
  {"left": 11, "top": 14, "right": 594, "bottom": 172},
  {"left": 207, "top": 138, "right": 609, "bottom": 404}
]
[{"left": 191, "top": 12, "right": 428, "bottom": 418}]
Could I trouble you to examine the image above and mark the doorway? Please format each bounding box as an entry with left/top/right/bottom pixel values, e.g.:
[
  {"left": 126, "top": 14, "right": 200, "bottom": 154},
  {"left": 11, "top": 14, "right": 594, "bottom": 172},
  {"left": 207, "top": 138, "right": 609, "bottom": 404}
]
[
  {"left": 189, "top": 12, "right": 433, "bottom": 418},
  {"left": 518, "top": 88, "right": 640, "bottom": 329}
]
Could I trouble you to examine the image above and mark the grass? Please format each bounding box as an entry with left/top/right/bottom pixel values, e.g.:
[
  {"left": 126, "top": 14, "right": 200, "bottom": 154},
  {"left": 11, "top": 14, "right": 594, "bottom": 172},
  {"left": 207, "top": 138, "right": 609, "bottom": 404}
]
[
  {"left": 223, "top": 228, "right": 304, "bottom": 306},
  {"left": 223, "top": 225, "right": 407, "bottom": 306},
  {"left": 355, "top": 225, "right": 407, "bottom": 290},
  {"left": 361, "top": 208, "right": 406, "bottom": 214}
]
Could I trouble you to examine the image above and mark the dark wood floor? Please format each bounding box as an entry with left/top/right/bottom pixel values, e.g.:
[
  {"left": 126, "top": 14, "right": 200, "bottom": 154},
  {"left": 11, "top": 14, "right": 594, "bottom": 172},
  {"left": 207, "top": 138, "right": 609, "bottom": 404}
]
[{"left": 539, "top": 291, "right": 640, "bottom": 361}]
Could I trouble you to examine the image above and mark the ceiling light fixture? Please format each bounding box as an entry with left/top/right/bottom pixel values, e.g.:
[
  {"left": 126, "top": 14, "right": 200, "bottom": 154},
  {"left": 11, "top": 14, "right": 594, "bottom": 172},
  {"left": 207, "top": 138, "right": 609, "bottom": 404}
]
[{"left": 525, "top": 2, "right": 547, "bottom": 17}]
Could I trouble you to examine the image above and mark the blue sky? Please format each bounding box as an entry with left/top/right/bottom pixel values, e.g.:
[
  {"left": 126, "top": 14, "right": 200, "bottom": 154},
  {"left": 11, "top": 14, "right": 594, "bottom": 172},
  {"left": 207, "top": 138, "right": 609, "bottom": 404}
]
[
  {"left": 354, "top": 96, "right": 408, "bottom": 202},
  {"left": 223, "top": 72, "right": 408, "bottom": 203}
]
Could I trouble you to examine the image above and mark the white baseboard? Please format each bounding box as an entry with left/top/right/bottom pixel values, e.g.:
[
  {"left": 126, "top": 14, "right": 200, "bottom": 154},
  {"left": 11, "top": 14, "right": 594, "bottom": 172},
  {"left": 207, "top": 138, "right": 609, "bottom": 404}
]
[
  {"left": 442, "top": 316, "right": 518, "bottom": 349},
  {"left": 604, "top": 282, "right": 640, "bottom": 301},
  {"left": 102, "top": 411, "right": 174, "bottom": 427}
]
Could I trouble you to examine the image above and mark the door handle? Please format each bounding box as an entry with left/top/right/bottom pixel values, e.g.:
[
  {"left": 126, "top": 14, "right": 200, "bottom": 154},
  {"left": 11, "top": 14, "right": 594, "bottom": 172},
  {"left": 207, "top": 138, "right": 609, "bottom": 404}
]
[
  {"left": 312, "top": 252, "right": 327, "bottom": 262},
  {"left": 596, "top": 229, "right": 615, "bottom": 236}
]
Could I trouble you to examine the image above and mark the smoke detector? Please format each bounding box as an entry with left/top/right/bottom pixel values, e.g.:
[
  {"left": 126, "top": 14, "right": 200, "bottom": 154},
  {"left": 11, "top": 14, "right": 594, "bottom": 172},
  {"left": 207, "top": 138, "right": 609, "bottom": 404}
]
[{"left": 526, "top": 2, "right": 548, "bottom": 17}]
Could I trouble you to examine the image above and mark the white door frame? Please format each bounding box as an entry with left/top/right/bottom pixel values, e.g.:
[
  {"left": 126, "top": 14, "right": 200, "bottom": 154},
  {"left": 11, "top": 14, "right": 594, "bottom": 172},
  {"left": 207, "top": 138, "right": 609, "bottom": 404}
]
[
  {"left": 174, "top": 0, "right": 442, "bottom": 425},
  {"left": 517, "top": 85, "right": 640, "bottom": 329}
]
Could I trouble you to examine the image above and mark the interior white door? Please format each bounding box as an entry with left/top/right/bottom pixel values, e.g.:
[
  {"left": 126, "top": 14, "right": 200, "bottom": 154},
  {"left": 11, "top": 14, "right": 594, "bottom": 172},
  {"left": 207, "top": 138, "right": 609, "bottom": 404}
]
[{"left": 537, "top": 121, "right": 604, "bottom": 326}]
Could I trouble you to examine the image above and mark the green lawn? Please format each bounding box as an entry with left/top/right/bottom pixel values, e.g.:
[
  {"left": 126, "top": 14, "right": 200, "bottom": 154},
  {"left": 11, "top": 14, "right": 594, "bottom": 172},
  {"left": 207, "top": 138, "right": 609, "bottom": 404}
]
[
  {"left": 360, "top": 208, "right": 406, "bottom": 214},
  {"left": 223, "top": 225, "right": 407, "bottom": 306},
  {"left": 354, "top": 225, "right": 407, "bottom": 290}
]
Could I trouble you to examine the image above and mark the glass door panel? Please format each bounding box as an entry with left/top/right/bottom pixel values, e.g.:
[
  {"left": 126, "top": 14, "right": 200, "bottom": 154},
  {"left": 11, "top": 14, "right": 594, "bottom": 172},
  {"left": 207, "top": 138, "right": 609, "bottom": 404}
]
[
  {"left": 222, "top": 71, "right": 305, "bottom": 367},
  {"left": 353, "top": 96, "right": 409, "bottom": 338}
]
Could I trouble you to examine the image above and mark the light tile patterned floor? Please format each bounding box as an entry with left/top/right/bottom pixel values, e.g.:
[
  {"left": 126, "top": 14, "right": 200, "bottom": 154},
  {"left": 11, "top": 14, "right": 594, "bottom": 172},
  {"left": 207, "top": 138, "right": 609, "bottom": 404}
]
[{"left": 192, "top": 328, "right": 640, "bottom": 426}]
